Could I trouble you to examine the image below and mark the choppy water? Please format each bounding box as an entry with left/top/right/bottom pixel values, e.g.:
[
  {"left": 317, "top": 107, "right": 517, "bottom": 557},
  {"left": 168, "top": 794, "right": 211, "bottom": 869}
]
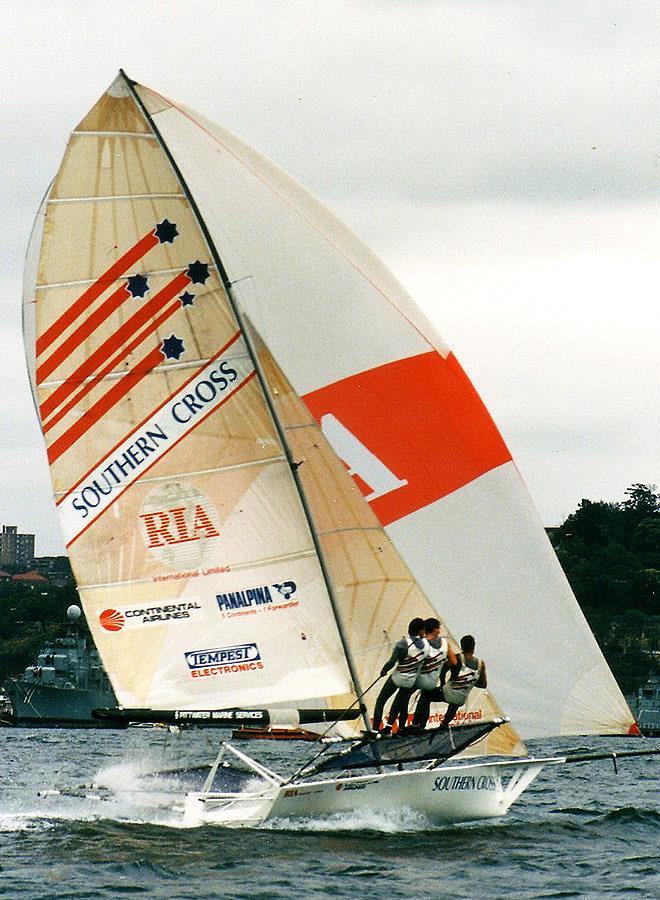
[{"left": 1, "top": 729, "right": 658, "bottom": 899}]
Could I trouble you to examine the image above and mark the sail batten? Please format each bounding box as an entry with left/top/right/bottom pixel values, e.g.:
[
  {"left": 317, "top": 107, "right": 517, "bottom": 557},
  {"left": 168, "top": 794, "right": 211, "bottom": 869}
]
[
  {"left": 71, "top": 131, "right": 159, "bottom": 138},
  {"left": 48, "top": 193, "right": 186, "bottom": 204},
  {"left": 78, "top": 548, "right": 320, "bottom": 591},
  {"left": 40, "top": 351, "right": 254, "bottom": 389},
  {"left": 51, "top": 455, "right": 288, "bottom": 499}
]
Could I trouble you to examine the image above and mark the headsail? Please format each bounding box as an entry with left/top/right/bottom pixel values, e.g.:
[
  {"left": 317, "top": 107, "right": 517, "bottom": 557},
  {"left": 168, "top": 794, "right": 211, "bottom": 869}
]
[{"left": 251, "top": 317, "right": 522, "bottom": 755}]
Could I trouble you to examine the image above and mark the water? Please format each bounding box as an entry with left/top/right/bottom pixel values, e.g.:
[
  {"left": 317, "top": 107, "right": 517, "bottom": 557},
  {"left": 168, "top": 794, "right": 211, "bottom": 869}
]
[{"left": 1, "top": 729, "right": 658, "bottom": 899}]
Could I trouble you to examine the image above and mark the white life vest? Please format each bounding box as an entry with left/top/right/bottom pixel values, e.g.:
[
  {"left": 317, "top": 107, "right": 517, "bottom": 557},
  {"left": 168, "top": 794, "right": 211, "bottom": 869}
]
[
  {"left": 442, "top": 655, "right": 483, "bottom": 705},
  {"left": 391, "top": 636, "right": 429, "bottom": 688},
  {"left": 415, "top": 637, "right": 449, "bottom": 691}
]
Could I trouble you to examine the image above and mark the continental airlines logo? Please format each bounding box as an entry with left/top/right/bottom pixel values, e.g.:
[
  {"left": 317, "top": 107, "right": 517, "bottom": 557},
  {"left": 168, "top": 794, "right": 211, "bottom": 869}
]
[
  {"left": 99, "top": 609, "right": 125, "bottom": 632},
  {"left": 99, "top": 601, "right": 202, "bottom": 631},
  {"left": 185, "top": 643, "right": 264, "bottom": 678}
]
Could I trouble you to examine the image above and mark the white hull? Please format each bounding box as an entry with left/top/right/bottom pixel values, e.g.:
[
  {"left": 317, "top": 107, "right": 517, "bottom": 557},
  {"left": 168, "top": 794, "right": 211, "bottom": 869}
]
[{"left": 183, "top": 755, "right": 545, "bottom": 828}]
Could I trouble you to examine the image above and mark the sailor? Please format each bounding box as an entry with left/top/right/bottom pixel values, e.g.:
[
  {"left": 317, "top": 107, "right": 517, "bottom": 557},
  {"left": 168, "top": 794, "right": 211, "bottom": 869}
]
[
  {"left": 372, "top": 617, "right": 428, "bottom": 733},
  {"left": 386, "top": 617, "right": 456, "bottom": 733},
  {"left": 416, "top": 617, "right": 457, "bottom": 693},
  {"left": 412, "top": 634, "right": 487, "bottom": 731}
]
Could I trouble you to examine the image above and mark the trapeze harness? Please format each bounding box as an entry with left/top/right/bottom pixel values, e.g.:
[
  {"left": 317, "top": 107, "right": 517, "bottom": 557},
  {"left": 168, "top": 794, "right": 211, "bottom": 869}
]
[
  {"left": 391, "top": 636, "right": 429, "bottom": 688},
  {"left": 443, "top": 654, "right": 484, "bottom": 705},
  {"left": 415, "top": 637, "right": 449, "bottom": 692}
]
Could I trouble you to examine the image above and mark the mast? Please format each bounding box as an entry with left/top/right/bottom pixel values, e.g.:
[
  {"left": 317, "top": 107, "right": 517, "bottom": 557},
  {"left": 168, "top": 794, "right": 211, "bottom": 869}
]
[{"left": 122, "top": 71, "right": 372, "bottom": 732}]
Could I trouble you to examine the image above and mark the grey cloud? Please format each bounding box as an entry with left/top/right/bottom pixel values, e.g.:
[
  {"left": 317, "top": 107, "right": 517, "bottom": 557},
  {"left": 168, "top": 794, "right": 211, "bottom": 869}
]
[{"left": 1, "top": 0, "right": 658, "bottom": 550}]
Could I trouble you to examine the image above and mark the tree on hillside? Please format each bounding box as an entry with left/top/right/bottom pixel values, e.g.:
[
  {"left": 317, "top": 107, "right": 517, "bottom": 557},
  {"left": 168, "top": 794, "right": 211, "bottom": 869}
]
[
  {"left": 0, "top": 580, "right": 82, "bottom": 684},
  {"left": 556, "top": 498, "right": 624, "bottom": 546},
  {"left": 623, "top": 483, "right": 659, "bottom": 517},
  {"left": 551, "top": 483, "right": 660, "bottom": 695},
  {"left": 621, "top": 484, "right": 660, "bottom": 551},
  {"left": 631, "top": 508, "right": 660, "bottom": 572}
]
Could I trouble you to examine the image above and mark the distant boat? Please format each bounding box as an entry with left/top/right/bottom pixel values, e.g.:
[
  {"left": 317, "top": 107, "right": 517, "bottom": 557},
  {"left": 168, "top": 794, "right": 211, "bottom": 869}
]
[
  {"left": 633, "top": 673, "right": 660, "bottom": 737},
  {"left": 4, "top": 606, "right": 116, "bottom": 727},
  {"left": 0, "top": 687, "right": 12, "bottom": 726},
  {"left": 232, "top": 726, "right": 323, "bottom": 742}
]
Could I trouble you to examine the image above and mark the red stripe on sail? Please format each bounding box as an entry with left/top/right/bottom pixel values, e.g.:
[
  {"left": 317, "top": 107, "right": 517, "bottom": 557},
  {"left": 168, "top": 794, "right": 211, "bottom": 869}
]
[
  {"left": 36, "top": 230, "right": 159, "bottom": 357},
  {"left": 58, "top": 331, "right": 242, "bottom": 502},
  {"left": 302, "top": 351, "right": 512, "bottom": 527},
  {"left": 42, "top": 295, "right": 183, "bottom": 434},
  {"left": 37, "top": 283, "right": 131, "bottom": 385},
  {"left": 40, "top": 271, "right": 190, "bottom": 422},
  {"left": 47, "top": 346, "right": 165, "bottom": 464},
  {"left": 65, "top": 369, "right": 256, "bottom": 549}
]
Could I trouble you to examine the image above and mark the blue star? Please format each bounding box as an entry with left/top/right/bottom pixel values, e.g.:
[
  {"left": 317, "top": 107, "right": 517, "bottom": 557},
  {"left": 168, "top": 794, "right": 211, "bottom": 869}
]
[
  {"left": 187, "top": 260, "right": 210, "bottom": 284},
  {"left": 161, "top": 335, "right": 185, "bottom": 360},
  {"left": 126, "top": 274, "right": 149, "bottom": 298},
  {"left": 179, "top": 291, "right": 195, "bottom": 307},
  {"left": 155, "top": 219, "right": 178, "bottom": 243}
]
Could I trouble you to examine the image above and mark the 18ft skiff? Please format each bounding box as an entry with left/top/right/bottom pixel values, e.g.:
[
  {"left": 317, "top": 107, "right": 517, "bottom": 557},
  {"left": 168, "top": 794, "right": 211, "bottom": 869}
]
[{"left": 23, "top": 72, "right": 653, "bottom": 827}]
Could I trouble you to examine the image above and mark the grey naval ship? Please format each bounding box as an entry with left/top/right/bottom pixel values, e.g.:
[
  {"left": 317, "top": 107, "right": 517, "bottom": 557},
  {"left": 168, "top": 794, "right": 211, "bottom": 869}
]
[
  {"left": 634, "top": 672, "right": 660, "bottom": 737},
  {"left": 4, "top": 605, "right": 117, "bottom": 727}
]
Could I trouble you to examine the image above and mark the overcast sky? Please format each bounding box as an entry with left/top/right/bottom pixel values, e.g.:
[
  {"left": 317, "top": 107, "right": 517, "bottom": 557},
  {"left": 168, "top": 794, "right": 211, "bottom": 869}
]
[{"left": 1, "top": 1, "right": 658, "bottom": 555}]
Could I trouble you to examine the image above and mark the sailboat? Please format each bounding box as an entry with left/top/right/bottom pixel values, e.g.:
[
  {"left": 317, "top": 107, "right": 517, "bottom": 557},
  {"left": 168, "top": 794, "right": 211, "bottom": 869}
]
[{"left": 23, "top": 71, "right": 652, "bottom": 827}]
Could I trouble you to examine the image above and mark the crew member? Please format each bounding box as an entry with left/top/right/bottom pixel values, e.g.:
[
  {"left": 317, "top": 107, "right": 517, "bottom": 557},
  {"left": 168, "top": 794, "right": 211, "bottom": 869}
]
[
  {"left": 393, "top": 617, "right": 457, "bottom": 733},
  {"left": 415, "top": 618, "right": 457, "bottom": 693},
  {"left": 372, "top": 618, "right": 427, "bottom": 733},
  {"left": 412, "top": 634, "right": 486, "bottom": 731}
]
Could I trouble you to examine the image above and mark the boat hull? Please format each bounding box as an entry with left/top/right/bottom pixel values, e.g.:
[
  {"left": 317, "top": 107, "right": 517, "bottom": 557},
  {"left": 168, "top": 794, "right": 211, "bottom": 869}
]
[
  {"left": 5, "top": 680, "right": 117, "bottom": 728},
  {"left": 183, "top": 759, "right": 544, "bottom": 828}
]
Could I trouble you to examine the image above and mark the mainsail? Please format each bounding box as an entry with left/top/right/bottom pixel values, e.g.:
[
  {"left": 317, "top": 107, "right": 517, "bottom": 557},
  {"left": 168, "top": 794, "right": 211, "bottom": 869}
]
[
  {"left": 23, "top": 73, "right": 635, "bottom": 742},
  {"left": 23, "top": 77, "right": 353, "bottom": 713}
]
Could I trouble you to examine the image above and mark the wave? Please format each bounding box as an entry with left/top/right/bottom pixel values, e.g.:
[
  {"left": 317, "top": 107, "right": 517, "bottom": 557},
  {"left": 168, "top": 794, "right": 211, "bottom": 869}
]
[
  {"left": 266, "top": 805, "right": 433, "bottom": 834},
  {"left": 0, "top": 812, "right": 58, "bottom": 833},
  {"left": 591, "top": 806, "right": 660, "bottom": 828}
]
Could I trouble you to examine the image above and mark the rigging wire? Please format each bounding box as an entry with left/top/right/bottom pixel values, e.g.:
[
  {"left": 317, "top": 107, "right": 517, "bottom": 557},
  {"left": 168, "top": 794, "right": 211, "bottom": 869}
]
[{"left": 283, "top": 674, "right": 384, "bottom": 785}]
